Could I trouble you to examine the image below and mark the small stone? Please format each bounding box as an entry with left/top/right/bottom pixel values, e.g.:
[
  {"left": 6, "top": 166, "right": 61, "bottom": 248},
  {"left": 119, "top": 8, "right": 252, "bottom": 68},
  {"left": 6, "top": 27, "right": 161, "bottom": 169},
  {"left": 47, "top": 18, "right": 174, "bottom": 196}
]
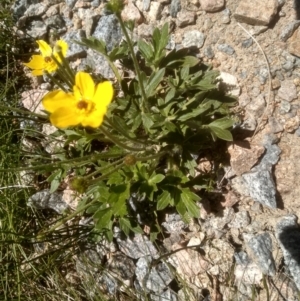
[
  {"left": 241, "top": 116, "right": 257, "bottom": 131},
  {"left": 233, "top": 0, "right": 278, "bottom": 26},
  {"left": 150, "top": 289, "right": 178, "bottom": 301},
  {"left": 25, "top": 3, "right": 48, "bottom": 17},
  {"left": 147, "top": 2, "right": 163, "bottom": 21},
  {"left": 284, "top": 116, "right": 300, "bottom": 133},
  {"left": 217, "top": 72, "right": 240, "bottom": 97},
  {"left": 276, "top": 215, "right": 300, "bottom": 290},
  {"left": 135, "top": 256, "right": 173, "bottom": 293},
  {"left": 268, "top": 117, "right": 284, "bottom": 133},
  {"left": 243, "top": 232, "right": 276, "bottom": 276},
  {"left": 170, "top": 0, "right": 181, "bottom": 17},
  {"left": 281, "top": 21, "right": 300, "bottom": 42},
  {"left": 137, "top": 23, "right": 155, "bottom": 37},
  {"left": 242, "top": 169, "right": 277, "bottom": 208},
  {"left": 228, "top": 211, "right": 251, "bottom": 228},
  {"left": 162, "top": 213, "right": 188, "bottom": 233},
  {"left": 199, "top": 0, "right": 224, "bottom": 12},
  {"left": 217, "top": 44, "right": 235, "bottom": 55},
  {"left": 182, "top": 30, "right": 205, "bottom": 48},
  {"left": 27, "top": 20, "right": 48, "bottom": 39},
  {"left": 271, "top": 78, "right": 281, "bottom": 90},
  {"left": 65, "top": 0, "right": 77, "bottom": 8},
  {"left": 246, "top": 94, "right": 266, "bottom": 118},
  {"left": 221, "top": 190, "right": 240, "bottom": 207},
  {"left": 21, "top": 89, "right": 47, "bottom": 114},
  {"left": 121, "top": 1, "right": 143, "bottom": 25},
  {"left": 288, "top": 27, "right": 300, "bottom": 57},
  {"left": 241, "top": 38, "right": 253, "bottom": 48},
  {"left": 45, "top": 15, "right": 65, "bottom": 28},
  {"left": 93, "top": 15, "right": 122, "bottom": 52},
  {"left": 45, "top": 5, "right": 59, "bottom": 17},
  {"left": 235, "top": 262, "right": 263, "bottom": 285},
  {"left": 203, "top": 45, "right": 214, "bottom": 58},
  {"left": 143, "top": 0, "right": 151, "bottom": 11},
  {"left": 279, "top": 100, "right": 291, "bottom": 114},
  {"left": 278, "top": 80, "right": 297, "bottom": 102},
  {"left": 63, "top": 30, "right": 87, "bottom": 59},
  {"left": 228, "top": 141, "right": 265, "bottom": 176},
  {"left": 75, "top": 0, "right": 91, "bottom": 8},
  {"left": 117, "top": 234, "right": 158, "bottom": 259},
  {"left": 176, "top": 10, "right": 196, "bottom": 28},
  {"left": 28, "top": 190, "right": 68, "bottom": 214}
]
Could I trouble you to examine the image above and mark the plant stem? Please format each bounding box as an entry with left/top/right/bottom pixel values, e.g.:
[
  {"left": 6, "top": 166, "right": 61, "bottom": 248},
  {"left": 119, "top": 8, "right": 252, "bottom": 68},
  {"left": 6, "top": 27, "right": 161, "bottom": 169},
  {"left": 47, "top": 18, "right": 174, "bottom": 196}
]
[
  {"left": 0, "top": 105, "right": 47, "bottom": 119},
  {"left": 100, "top": 126, "right": 145, "bottom": 152},
  {"left": 116, "top": 13, "right": 148, "bottom": 113}
]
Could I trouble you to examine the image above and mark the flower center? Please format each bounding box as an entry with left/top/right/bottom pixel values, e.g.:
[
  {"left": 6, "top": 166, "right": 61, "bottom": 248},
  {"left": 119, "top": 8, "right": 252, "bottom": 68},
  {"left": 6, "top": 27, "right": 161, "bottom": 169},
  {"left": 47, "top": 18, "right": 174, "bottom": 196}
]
[
  {"left": 77, "top": 100, "right": 89, "bottom": 110},
  {"left": 44, "top": 56, "right": 52, "bottom": 63}
]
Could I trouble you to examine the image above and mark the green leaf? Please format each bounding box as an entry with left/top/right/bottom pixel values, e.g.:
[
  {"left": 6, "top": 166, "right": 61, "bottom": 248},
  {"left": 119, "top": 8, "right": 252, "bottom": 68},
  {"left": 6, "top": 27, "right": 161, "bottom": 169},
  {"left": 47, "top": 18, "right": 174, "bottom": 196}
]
[
  {"left": 157, "top": 190, "right": 171, "bottom": 210},
  {"left": 158, "top": 23, "right": 169, "bottom": 52},
  {"left": 209, "top": 117, "right": 235, "bottom": 129},
  {"left": 145, "top": 68, "right": 165, "bottom": 97},
  {"left": 180, "top": 66, "right": 189, "bottom": 81},
  {"left": 111, "top": 115, "right": 136, "bottom": 139},
  {"left": 182, "top": 56, "right": 200, "bottom": 67},
  {"left": 181, "top": 188, "right": 200, "bottom": 218},
  {"left": 48, "top": 170, "right": 62, "bottom": 193},
  {"left": 119, "top": 217, "right": 131, "bottom": 236},
  {"left": 178, "top": 102, "right": 212, "bottom": 122},
  {"left": 149, "top": 174, "right": 165, "bottom": 184},
  {"left": 138, "top": 40, "right": 153, "bottom": 60},
  {"left": 176, "top": 200, "right": 186, "bottom": 217},
  {"left": 94, "top": 208, "right": 113, "bottom": 230},
  {"left": 208, "top": 126, "right": 233, "bottom": 141},
  {"left": 142, "top": 113, "right": 154, "bottom": 132}
]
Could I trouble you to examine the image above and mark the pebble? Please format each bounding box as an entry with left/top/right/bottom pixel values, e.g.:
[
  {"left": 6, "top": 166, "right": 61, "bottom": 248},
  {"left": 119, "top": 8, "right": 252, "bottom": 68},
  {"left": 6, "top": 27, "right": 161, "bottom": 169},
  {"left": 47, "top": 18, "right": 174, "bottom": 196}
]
[
  {"left": 277, "top": 80, "right": 297, "bottom": 102},
  {"left": 280, "top": 20, "right": 300, "bottom": 42},
  {"left": 217, "top": 43, "right": 235, "bottom": 55},
  {"left": 182, "top": 30, "right": 205, "bottom": 48},
  {"left": 199, "top": 0, "right": 225, "bottom": 12},
  {"left": 246, "top": 94, "right": 266, "bottom": 118},
  {"left": 241, "top": 38, "right": 253, "bottom": 48},
  {"left": 268, "top": 116, "right": 284, "bottom": 133},
  {"left": 170, "top": 0, "right": 181, "bottom": 17},
  {"left": 27, "top": 20, "right": 48, "bottom": 39},
  {"left": 148, "top": 1, "right": 163, "bottom": 21},
  {"left": 63, "top": 30, "right": 87, "bottom": 59},
  {"left": 228, "top": 211, "right": 251, "bottom": 228},
  {"left": 243, "top": 232, "right": 276, "bottom": 276},
  {"left": 203, "top": 45, "right": 214, "bottom": 58},
  {"left": 176, "top": 10, "right": 196, "bottom": 28}
]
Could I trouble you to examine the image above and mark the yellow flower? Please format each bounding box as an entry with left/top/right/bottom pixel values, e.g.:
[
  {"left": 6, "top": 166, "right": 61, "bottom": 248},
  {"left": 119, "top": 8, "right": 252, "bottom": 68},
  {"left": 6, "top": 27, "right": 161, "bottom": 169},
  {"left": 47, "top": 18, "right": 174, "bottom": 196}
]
[
  {"left": 24, "top": 40, "right": 68, "bottom": 76},
  {"left": 42, "top": 72, "right": 114, "bottom": 129}
]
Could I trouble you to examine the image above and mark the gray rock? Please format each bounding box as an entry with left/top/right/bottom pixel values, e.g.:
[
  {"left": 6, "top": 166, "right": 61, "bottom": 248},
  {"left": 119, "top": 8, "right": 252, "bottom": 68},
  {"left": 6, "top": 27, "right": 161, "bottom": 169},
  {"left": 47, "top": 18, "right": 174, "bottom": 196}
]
[
  {"left": 268, "top": 116, "right": 284, "bottom": 133},
  {"left": 295, "top": 127, "right": 300, "bottom": 137},
  {"left": 279, "top": 100, "right": 291, "bottom": 114},
  {"left": 143, "top": 0, "right": 151, "bottom": 11},
  {"left": 106, "top": 252, "right": 135, "bottom": 280},
  {"left": 257, "top": 67, "right": 269, "bottom": 84},
  {"left": 246, "top": 94, "right": 266, "bottom": 118},
  {"left": 135, "top": 256, "right": 174, "bottom": 293},
  {"left": 85, "top": 49, "right": 115, "bottom": 78},
  {"left": 243, "top": 233, "right": 276, "bottom": 276},
  {"left": 241, "top": 38, "right": 253, "bottom": 48},
  {"left": 44, "top": 15, "right": 65, "bottom": 29},
  {"left": 12, "top": 0, "right": 40, "bottom": 18},
  {"left": 276, "top": 215, "right": 300, "bottom": 290},
  {"left": 242, "top": 170, "right": 277, "bottom": 208},
  {"left": 162, "top": 213, "right": 188, "bottom": 233},
  {"left": 91, "top": 0, "right": 100, "bottom": 7},
  {"left": 278, "top": 80, "right": 297, "bottom": 102},
  {"left": 280, "top": 21, "right": 300, "bottom": 42},
  {"left": 63, "top": 30, "right": 87, "bottom": 59},
  {"left": 117, "top": 234, "right": 158, "bottom": 259},
  {"left": 228, "top": 211, "right": 251, "bottom": 228},
  {"left": 176, "top": 10, "right": 196, "bottom": 28},
  {"left": 182, "top": 30, "right": 206, "bottom": 48},
  {"left": 170, "top": 0, "right": 181, "bottom": 17},
  {"left": 203, "top": 45, "right": 214, "bottom": 58},
  {"left": 93, "top": 15, "right": 122, "bottom": 52},
  {"left": 282, "top": 60, "right": 294, "bottom": 72},
  {"left": 234, "top": 251, "right": 251, "bottom": 265},
  {"left": 256, "top": 140, "right": 281, "bottom": 170},
  {"left": 25, "top": 3, "right": 48, "bottom": 17},
  {"left": 65, "top": 0, "right": 77, "bottom": 8},
  {"left": 217, "top": 44, "right": 235, "bottom": 55},
  {"left": 27, "top": 189, "right": 68, "bottom": 214},
  {"left": 27, "top": 20, "right": 48, "bottom": 39}
]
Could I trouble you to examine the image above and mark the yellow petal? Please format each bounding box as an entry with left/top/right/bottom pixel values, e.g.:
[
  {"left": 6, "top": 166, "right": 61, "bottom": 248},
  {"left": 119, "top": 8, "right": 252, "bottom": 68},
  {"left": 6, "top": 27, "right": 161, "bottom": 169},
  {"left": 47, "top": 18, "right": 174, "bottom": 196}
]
[
  {"left": 75, "top": 72, "right": 95, "bottom": 100},
  {"left": 24, "top": 55, "right": 44, "bottom": 70},
  {"left": 42, "top": 90, "right": 75, "bottom": 113},
  {"left": 50, "top": 107, "right": 81, "bottom": 129},
  {"left": 54, "top": 39, "right": 68, "bottom": 57},
  {"left": 73, "top": 85, "right": 82, "bottom": 101},
  {"left": 32, "top": 69, "right": 44, "bottom": 76},
  {"left": 81, "top": 112, "right": 105, "bottom": 128},
  {"left": 93, "top": 81, "right": 114, "bottom": 109},
  {"left": 36, "top": 40, "right": 52, "bottom": 57}
]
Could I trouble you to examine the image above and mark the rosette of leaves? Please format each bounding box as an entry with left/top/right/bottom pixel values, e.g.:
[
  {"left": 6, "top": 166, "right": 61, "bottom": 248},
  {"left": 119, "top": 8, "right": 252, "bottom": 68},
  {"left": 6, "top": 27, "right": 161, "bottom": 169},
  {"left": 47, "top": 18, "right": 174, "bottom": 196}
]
[{"left": 66, "top": 23, "right": 236, "bottom": 239}]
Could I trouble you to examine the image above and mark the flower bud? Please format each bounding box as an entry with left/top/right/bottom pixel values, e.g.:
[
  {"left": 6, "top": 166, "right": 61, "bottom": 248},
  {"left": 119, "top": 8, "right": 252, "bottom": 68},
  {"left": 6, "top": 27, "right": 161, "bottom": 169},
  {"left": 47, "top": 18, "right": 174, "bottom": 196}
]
[
  {"left": 106, "top": 0, "right": 124, "bottom": 14},
  {"left": 70, "top": 177, "right": 89, "bottom": 194},
  {"left": 124, "top": 155, "right": 137, "bottom": 166}
]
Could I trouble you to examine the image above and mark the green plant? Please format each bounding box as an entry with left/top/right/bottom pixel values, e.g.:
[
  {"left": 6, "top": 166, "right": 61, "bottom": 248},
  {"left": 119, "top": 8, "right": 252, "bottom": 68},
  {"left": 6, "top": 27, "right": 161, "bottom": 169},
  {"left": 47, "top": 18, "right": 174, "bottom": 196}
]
[{"left": 4, "top": 0, "right": 236, "bottom": 241}]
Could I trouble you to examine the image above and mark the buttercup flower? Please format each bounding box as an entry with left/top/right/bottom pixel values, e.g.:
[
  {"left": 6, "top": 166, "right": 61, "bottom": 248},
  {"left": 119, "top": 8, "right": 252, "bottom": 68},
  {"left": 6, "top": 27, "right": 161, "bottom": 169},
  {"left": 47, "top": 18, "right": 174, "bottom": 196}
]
[
  {"left": 24, "top": 40, "right": 68, "bottom": 76},
  {"left": 42, "top": 72, "right": 114, "bottom": 128}
]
